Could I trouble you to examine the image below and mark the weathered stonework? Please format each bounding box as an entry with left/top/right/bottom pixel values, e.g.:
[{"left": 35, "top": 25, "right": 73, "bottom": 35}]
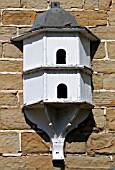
[
  {"left": 3, "top": 43, "right": 22, "bottom": 58},
  {"left": 0, "top": 0, "right": 21, "bottom": 9},
  {"left": 92, "top": 73, "right": 103, "bottom": 90},
  {"left": 87, "top": 133, "right": 115, "bottom": 154},
  {"left": 92, "top": 108, "right": 105, "bottom": 129},
  {"left": 0, "top": 60, "right": 22, "bottom": 72},
  {"left": 72, "top": 10, "right": 107, "bottom": 26},
  {"left": 0, "top": 132, "right": 19, "bottom": 154},
  {"left": 2, "top": 10, "right": 37, "bottom": 26},
  {"left": 21, "top": 0, "right": 48, "bottom": 9},
  {"left": 0, "top": 108, "right": 30, "bottom": 130},
  {"left": 0, "top": 26, "right": 17, "bottom": 41},
  {"left": 93, "top": 91, "right": 115, "bottom": 107},
  {"left": 107, "top": 42, "right": 115, "bottom": 59},
  {"left": 106, "top": 107, "right": 115, "bottom": 131},
  {"left": 0, "top": 74, "right": 22, "bottom": 90},
  {"left": 0, "top": 93, "right": 18, "bottom": 106},
  {"left": 94, "top": 42, "right": 105, "bottom": 59},
  {"left": 21, "top": 132, "right": 50, "bottom": 154}
]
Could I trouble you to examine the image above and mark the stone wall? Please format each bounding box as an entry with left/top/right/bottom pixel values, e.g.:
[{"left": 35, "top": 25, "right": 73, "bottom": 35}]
[{"left": 0, "top": 0, "right": 115, "bottom": 169}]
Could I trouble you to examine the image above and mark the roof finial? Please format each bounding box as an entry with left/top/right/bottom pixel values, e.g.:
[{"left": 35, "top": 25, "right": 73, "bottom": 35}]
[{"left": 51, "top": 2, "right": 60, "bottom": 8}]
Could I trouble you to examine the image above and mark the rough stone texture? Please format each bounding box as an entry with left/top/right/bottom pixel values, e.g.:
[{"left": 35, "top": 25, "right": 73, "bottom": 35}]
[
  {"left": 0, "top": 42, "right": 2, "bottom": 57},
  {"left": 0, "top": 0, "right": 21, "bottom": 8},
  {"left": 92, "top": 108, "right": 105, "bottom": 129},
  {"left": 92, "top": 73, "right": 103, "bottom": 90},
  {"left": 58, "top": 0, "right": 83, "bottom": 9},
  {"left": 94, "top": 42, "right": 105, "bottom": 59},
  {"left": 107, "top": 42, "right": 115, "bottom": 59},
  {"left": 65, "top": 142, "right": 86, "bottom": 153},
  {"left": 90, "top": 26, "right": 115, "bottom": 40},
  {"left": 99, "top": 0, "right": 112, "bottom": 10},
  {"left": 0, "top": 108, "right": 30, "bottom": 130},
  {"left": 0, "top": 60, "right": 22, "bottom": 72},
  {"left": 0, "top": 93, "right": 18, "bottom": 106},
  {"left": 2, "top": 11, "right": 37, "bottom": 25},
  {"left": 21, "top": 132, "right": 50, "bottom": 154},
  {"left": 3, "top": 43, "right": 22, "bottom": 58},
  {"left": 87, "top": 133, "right": 115, "bottom": 154},
  {"left": 0, "top": 26, "right": 17, "bottom": 41},
  {"left": 18, "top": 27, "right": 31, "bottom": 35},
  {"left": 0, "top": 74, "right": 22, "bottom": 90},
  {"left": 106, "top": 107, "right": 115, "bottom": 131},
  {"left": 108, "top": 11, "right": 115, "bottom": 26},
  {"left": 84, "top": 0, "right": 98, "bottom": 10},
  {"left": 0, "top": 157, "right": 27, "bottom": 170},
  {"left": 72, "top": 11, "right": 107, "bottom": 26},
  {"left": 65, "top": 155, "right": 111, "bottom": 169},
  {"left": 19, "top": 92, "right": 23, "bottom": 105},
  {"left": 0, "top": 132, "right": 19, "bottom": 154},
  {"left": 103, "top": 74, "right": 115, "bottom": 90},
  {"left": 84, "top": 0, "right": 111, "bottom": 10},
  {"left": 26, "top": 155, "right": 54, "bottom": 170},
  {"left": 21, "top": 0, "right": 48, "bottom": 9},
  {"left": 93, "top": 91, "right": 115, "bottom": 107},
  {"left": 92, "top": 60, "right": 115, "bottom": 73}
]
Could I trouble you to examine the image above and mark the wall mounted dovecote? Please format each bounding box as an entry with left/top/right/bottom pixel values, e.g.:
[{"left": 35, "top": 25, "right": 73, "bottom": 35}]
[{"left": 11, "top": 2, "right": 100, "bottom": 161}]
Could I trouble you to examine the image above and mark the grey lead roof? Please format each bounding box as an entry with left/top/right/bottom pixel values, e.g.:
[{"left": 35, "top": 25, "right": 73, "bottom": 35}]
[{"left": 32, "top": 4, "right": 78, "bottom": 29}]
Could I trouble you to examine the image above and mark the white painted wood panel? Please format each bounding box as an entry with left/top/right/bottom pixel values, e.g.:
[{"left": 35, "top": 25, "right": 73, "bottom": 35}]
[
  {"left": 23, "top": 71, "right": 44, "bottom": 105},
  {"left": 79, "top": 35, "right": 91, "bottom": 68},
  {"left": 46, "top": 33, "right": 79, "bottom": 66},
  {"left": 45, "top": 71, "right": 79, "bottom": 101},
  {"left": 23, "top": 33, "right": 44, "bottom": 71}
]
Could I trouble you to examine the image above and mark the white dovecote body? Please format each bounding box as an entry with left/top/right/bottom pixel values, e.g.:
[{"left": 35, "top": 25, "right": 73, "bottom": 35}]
[
  {"left": 11, "top": 2, "right": 100, "bottom": 161},
  {"left": 23, "top": 31, "right": 92, "bottom": 106}
]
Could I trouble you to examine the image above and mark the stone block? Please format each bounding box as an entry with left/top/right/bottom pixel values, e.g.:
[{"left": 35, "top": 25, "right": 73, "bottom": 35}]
[
  {"left": 65, "top": 142, "right": 86, "bottom": 153},
  {"left": 84, "top": 0, "right": 98, "bottom": 10},
  {"left": 21, "top": 0, "right": 48, "bottom": 9},
  {"left": 72, "top": 10, "right": 107, "bottom": 26},
  {"left": 18, "top": 27, "right": 31, "bottom": 35},
  {"left": 3, "top": 43, "right": 22, "bottom": 58},
  {"left": 87, "top": 133, "right": 115, "bottom": 154},
  {"left": 2, "top": 10, "right": 36, "bottom": 26},
  {"left": 106, "top": 107, "right": 115, "bottom": 131},
  {"left": 0, "top": 92, "right": 18, "bottom": 106},
  {"left": 0, "top": 157, "right": 26, "bottom": 170},
  {"left": 59, "top": 0, "right": 83, "bottom": 9},
  {"left": 0, "top": 26, "right": 17, "bottom": 41},
  {"left": 92, "top": 73, "right": 103, "bottom": 90},
  {"left": 0, "top": 0, "right": 21, "bottom": 8},
  {"left": 21, "top": 132, "right": 50, "bottom": 154},
  {"left": 93, "top": 91, "right": 115, "bottom": 107},
  {"left": 0, "top": 60, "right": 22, "bottom": 72},
  {"left": 26, "top": 155, "right": 54, "bottom": 170},
  {"left": 0, "top": 74, "right": 22, "bottom": 90},
  {"left": 94, "top": 42, "right": 105, "bottom": 59},
  {"left": 92, "top": 108, "right": 105, "bottom": 129},
  {"left": 90, "top": 26, "right": 115, "bottom": 40},
  {"left": 0, "top": 108, "right": 30, "bottom": 130},
  {"left": 99, "top": 0, "right": 112, "bottom": 10},
  {"left": 19, "top": 92, "right": 23, "bottom": 106},
  {"left": 107, "top": 42, "right": 115, "bottom": 59},
  {"left": 103, "top": 73, "right": 115, "bottom": 90},
  {"left": 0, "top": 132, "right": 19, "bottom": 153},
  {"left": 92, "top": 60, "right": 115, "bottom": 73},
  {"left": 65, "top": 155, "right": 111, "bottom": 169},
  {"left": 108, "top": 11, "right": 115, "bottom": 26},
  {"left": 0, "top": 42, "right": 2, "bottom": 57}
]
